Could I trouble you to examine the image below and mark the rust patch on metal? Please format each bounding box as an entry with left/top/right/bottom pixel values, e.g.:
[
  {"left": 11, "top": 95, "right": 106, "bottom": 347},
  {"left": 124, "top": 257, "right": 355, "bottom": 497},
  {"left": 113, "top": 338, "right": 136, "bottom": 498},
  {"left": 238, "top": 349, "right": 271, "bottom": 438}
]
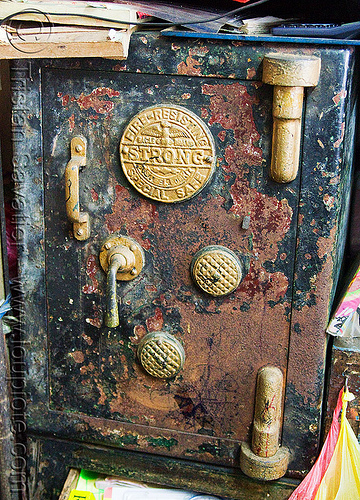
[
  {"left": 218, "top": 131, "right": 226, "bottom": 142},
  {"left": 59, "top": 87, "right": 120, "bottom": 114},
  {"left": 146, "top": 307, "right": 164, "bottom": 332},
  {"left": 112, "top": 63, "right": 127, "bottom": 72},
  {"left": 81, "top": 333, "right": 94, "bottom": 345},
  {"left": 332, "top": 89, "right": 347, "bottom": 105},
  {"left": 70, "top": 351, "right": 84, "bottom": 363},
  {"left": 246, "top": 67, "right": 256, "bottom": 79},
  {"left": 202, "top": 82, "right": 262, "bottom": 167},
  {"left": 131, "top": 324, "right": 147, "bottom": 344},
  {"left": 334, "top": 122, "right": 345, "bottom": 148},
  {"left": 68, "top": 113, "right": 75, "bottom": 133},
  {"left": 83, "top": 254, "right": 99, "bottom": 294},
  {"left": 105, "top": 185, "right": 159, "bottom": 249},
  {"left": 91, "top": 188, "right": 99, "bottom": 202},
  {"left": 86, "top": 317, "right": 102, "bottom": 329},
  {"left": 177, "top": 56, "right": 203, "bottom": 76}
]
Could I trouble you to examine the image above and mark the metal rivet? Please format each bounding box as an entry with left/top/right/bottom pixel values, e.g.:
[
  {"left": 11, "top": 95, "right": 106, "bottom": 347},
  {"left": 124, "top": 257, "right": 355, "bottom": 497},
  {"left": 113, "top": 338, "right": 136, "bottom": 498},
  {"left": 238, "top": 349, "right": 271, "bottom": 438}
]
[
  {"left": 130, "top": 268, "right": 137, "bottom": 276},
  {"left": 76, "top": 228, "right": 84, "bottom": 236},
  {"left": 75, "top": 144, "right": 83, "bottom": 153},
  {"left": 130, "top": 244, "right": 137, "bottom": 252},
  {"left": 105, "top": 242, "right": 112, "bottom": 250},
  {"left": 205, "top": 156, "right": 213, "bottom": 163}
]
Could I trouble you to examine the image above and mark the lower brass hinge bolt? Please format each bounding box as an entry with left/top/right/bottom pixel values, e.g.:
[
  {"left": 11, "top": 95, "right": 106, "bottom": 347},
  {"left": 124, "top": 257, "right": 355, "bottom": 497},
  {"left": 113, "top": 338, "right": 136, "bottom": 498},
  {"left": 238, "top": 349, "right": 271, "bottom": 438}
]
[{"left": 240, "top": 366, "right": 290, "bottom": 480}]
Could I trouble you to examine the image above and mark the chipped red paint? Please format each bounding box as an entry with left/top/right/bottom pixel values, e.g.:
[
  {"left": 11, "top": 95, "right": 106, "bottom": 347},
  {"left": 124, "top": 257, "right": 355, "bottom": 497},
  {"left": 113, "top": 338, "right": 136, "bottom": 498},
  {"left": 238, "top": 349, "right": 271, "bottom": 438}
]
[
  {"left": 91, "top": 188, "right": 99, "bottom": 202},
  {"left": 131, "top": 324, "right": 147, "bottom": 344},
  {"left": 218, "top": 131, "right": 226, "bottom": 142},
  {"left": 71, "top": 351, "right": 85, "bottom": 363},
  {"left": 57, "top": 92, "right": 70, "bottom": 106},
  {"left": 201, "top": 108, "right": 209, "bottom": 119},
  {"left": 334, "top": 122, "right": 345, "bottom": 148},
  {"left": 178, "top": 56, "right": 203, "bottom": 76},
  {"left": 68, "top": 113, "right": 75, "bottom": 132},
  {"left": 60, "top": 87, "right": 120, "bottom": 114},
  {"left": 202, "top": 82, "right": 262, "bottom": 166},
  {"left": 77, "top": 88, "right": 120, "bottom": 114},
  {"left": 106, "top": 184, "right": 159, "bottom": 249},
  {"left": 246, "top": 67, "right": 256, "bottom": 79},
  {"left": 230, "top": 188, "right": 292, "bottom": 252},
  {"left": 146, "top": 307, "right": 164, "bottom": 332},
  {"left": 332, "top": 89, "right": 347, "bottom": 105},
  {"left": 83, "top": 254, "right": 99, "bottom": 294},
  {"left": 239, "top": 264, "right": 289, "bottom": 302}
]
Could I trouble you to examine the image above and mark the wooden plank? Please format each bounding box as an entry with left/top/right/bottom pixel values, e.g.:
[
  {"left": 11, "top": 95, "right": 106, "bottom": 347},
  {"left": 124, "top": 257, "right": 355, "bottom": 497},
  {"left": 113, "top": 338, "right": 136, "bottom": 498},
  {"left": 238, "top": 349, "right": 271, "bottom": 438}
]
[
  {"left": 58, "top": 469, "right": 80, "bottom": 500},
  {"left": 0, "top": 27, "right": 131, "bottom": 59},
  {"left": 0, "top": 0, "right": 138, "bottom": 29}
]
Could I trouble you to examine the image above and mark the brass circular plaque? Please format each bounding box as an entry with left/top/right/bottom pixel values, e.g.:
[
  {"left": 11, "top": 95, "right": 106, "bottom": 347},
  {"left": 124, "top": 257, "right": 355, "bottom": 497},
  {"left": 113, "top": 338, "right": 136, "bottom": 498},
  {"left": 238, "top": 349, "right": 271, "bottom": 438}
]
[
  {"left": 191, "top": 245, "right": 242, "bottom": 297},
  {"left": 120, "top": 105, "right": 216, "bottom": 203},
  {"left": 137, "top": 332, "right": 185, "bottom": 379}
]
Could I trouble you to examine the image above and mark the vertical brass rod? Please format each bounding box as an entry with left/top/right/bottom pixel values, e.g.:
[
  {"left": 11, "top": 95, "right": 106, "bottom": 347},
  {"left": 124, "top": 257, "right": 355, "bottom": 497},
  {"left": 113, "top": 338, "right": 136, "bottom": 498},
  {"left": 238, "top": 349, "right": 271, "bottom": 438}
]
[
  {"left": 105, "top": 256, "right": 123, "bottom": 328},
  {"left": 262, "top": 54, "right": 321, "bottom": 183},
  {"left": 240, "top": 366, "right": 290, "bottom": 480}
]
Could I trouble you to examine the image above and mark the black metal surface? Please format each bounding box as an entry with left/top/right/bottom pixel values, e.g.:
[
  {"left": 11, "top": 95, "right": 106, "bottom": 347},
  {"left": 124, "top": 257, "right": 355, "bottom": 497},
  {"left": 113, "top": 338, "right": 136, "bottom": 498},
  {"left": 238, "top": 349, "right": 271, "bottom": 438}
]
[{"left": 8, "top": 32, "right": 358, "bottom": 497}]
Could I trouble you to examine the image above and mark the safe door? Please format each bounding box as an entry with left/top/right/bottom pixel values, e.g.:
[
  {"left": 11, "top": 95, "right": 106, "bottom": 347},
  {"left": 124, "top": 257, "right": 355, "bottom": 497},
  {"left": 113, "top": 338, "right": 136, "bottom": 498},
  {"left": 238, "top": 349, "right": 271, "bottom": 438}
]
[
  {"left": 45, "top": 67, "right": 294, "bottom": 464},
  {"left": 12, "top": 34, "right": 356, "bottom": 487}
]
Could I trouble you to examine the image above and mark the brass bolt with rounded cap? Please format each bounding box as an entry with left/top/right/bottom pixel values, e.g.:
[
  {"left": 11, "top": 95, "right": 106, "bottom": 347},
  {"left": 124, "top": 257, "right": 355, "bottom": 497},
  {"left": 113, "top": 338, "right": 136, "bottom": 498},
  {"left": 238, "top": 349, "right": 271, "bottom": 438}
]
[
  {"left": 240, "top": 366, "right": 290, "bottom": 480},
  {"left": 262, "top": 54, "right": 321, "bottom": 183}
]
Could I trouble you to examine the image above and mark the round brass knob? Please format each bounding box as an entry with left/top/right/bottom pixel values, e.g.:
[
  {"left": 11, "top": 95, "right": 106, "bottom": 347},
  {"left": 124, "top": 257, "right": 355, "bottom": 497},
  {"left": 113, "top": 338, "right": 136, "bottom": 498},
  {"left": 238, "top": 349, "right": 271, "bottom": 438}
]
[
  {"left": 191, "top": 245, "right": 242, "bottom": 297},
  {"left": 137, "top": 332, "right": 185, "bottom": 379}
]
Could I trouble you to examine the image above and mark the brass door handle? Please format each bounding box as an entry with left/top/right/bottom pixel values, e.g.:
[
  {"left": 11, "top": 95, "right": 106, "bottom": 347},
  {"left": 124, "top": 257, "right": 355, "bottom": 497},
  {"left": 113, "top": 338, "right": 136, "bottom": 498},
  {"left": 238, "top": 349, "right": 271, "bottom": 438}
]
[
  {"left": 262, "top": 54, "right": 321, "bottom": 183},
  {"left": 99, "top": 235, "right": 145, "bottom": 328},
  {"left": 65, "top": 136, "right": 90, "bottom": 240}
]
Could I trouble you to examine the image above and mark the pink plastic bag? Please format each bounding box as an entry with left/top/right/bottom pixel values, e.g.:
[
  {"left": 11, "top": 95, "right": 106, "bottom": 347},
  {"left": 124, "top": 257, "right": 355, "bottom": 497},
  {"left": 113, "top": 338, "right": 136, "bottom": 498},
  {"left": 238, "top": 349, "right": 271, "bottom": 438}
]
[{"left": 288, "top": 389, "right": 343, "bottom": 500}]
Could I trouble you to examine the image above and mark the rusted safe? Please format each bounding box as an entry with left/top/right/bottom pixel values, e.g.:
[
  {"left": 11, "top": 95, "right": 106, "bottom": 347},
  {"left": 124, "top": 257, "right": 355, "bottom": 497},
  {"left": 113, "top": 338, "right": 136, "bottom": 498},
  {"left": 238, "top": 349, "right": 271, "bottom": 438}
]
[{"left": 10, "top": 33, "right": 357, "bottom": 498}]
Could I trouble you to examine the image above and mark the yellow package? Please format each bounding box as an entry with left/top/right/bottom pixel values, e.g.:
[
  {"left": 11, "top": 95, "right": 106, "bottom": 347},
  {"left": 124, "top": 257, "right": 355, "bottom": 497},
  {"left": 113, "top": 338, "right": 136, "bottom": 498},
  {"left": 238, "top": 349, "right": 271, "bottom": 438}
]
[
  {"left": 68, "top": 491, "right": 95, "bottom": 500},
  {"left": 314, "top": 389, "right": 360, "bottom": 500}
]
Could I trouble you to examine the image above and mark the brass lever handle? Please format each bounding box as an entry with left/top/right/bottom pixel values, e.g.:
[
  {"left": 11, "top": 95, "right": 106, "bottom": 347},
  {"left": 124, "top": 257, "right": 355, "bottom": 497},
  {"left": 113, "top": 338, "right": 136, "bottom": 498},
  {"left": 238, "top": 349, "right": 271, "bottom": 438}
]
[
  {"left": 262, "top": 54, "right": 321, "bottom": 183},
  {"left": 99, "top": 236, "right": 145, "bottom": 328},
  {"left": 65, "top": 136, "right": 90, "bottom": 240}
]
